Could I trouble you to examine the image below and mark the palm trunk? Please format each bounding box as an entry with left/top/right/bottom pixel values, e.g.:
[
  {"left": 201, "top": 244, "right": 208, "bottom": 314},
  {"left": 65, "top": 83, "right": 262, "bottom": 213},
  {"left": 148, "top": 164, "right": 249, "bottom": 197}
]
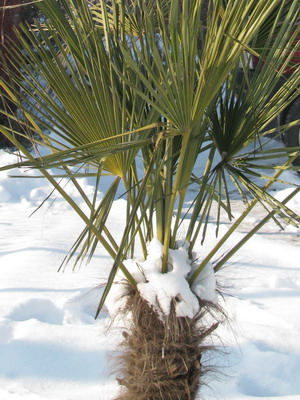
[{"left": 115, "top": 289, "right": 219, "bottom": 400}]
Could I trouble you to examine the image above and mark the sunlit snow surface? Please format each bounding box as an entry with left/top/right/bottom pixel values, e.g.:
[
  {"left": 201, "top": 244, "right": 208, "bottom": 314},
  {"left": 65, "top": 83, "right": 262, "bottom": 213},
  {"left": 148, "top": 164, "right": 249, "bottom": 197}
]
[{"left": 0, "top": 147, "right": 300, "bottom": 400}]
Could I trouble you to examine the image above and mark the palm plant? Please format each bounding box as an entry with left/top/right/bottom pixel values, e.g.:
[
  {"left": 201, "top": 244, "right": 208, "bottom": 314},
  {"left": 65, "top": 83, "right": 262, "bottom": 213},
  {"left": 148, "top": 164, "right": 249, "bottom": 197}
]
[{"left": 1, "top": 0, "right": 300, "bottom": 398}]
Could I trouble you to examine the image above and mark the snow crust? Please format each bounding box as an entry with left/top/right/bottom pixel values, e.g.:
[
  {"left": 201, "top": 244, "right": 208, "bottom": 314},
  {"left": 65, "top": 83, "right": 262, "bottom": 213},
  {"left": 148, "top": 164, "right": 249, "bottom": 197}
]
[
  {"left": 137, "top": 239, "right": 199, "bottom": 318},
  {"left": 192, "top": 262, "right": 218, "bottom": 303},
  {"left": 105, "top": 238, "right": 217, "bottom": 319}
]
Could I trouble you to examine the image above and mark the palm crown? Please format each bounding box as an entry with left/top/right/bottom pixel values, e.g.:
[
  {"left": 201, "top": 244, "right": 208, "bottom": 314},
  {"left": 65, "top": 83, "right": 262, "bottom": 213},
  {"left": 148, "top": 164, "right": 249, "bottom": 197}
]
[{"left": 0, "top": 0, "right": 300, "bottom": 315}]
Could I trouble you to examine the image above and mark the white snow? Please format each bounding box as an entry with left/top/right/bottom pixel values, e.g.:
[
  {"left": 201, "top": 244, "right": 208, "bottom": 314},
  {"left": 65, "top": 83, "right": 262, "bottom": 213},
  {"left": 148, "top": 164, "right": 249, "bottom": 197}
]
[
  {"left": 106, "top": 238, "right": 217, "bottom": 320},
  {"left": 192, "top": 262, "right": 218, "bottom": 304},
  {"left": 136, "top": 239, "right": 199, "bottom": 318},
  {"left": 0, "top": 146, "right": 300, "bottom": 400}
]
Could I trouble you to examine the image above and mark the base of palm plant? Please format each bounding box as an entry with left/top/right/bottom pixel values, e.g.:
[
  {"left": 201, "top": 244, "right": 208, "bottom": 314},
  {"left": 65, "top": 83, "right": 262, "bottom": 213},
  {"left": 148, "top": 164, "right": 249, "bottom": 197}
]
[{"left": 114, "top": 288, "right": 220, "bottom": 400}]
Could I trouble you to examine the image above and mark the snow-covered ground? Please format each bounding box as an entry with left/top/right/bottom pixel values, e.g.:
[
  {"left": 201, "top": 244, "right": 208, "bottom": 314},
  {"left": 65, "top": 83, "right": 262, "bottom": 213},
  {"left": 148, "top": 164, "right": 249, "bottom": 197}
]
[{"left": 0, "top": 146, "right": 300, "bottom": 400}]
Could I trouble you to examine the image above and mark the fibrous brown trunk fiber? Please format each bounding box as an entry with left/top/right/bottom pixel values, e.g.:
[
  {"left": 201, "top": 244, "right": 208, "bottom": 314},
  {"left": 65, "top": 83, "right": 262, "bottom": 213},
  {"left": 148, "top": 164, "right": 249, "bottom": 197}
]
[{"left": 115, "top": 290, "right": 219, "bottom": 400}]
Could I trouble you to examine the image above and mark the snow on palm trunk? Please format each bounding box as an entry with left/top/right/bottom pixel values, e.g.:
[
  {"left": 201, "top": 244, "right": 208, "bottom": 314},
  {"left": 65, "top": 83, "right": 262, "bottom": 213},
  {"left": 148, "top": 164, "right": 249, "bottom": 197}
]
[{"left": 105, "top": 239, "right": 221, "bottom": 400}]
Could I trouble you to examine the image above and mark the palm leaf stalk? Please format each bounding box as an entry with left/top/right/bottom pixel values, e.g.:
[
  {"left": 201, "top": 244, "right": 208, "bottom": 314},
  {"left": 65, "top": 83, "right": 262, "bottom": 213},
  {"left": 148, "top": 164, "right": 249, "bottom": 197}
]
[{"left": 1, "top": 0, "right": 300, "bottom": 398}]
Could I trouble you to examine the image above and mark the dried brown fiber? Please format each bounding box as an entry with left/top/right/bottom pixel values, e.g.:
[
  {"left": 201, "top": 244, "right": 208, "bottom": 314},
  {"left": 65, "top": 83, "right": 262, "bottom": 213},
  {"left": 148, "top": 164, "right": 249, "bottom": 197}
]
[{"left": 114, "top": 289, "right": 220, "bottom": 400}]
